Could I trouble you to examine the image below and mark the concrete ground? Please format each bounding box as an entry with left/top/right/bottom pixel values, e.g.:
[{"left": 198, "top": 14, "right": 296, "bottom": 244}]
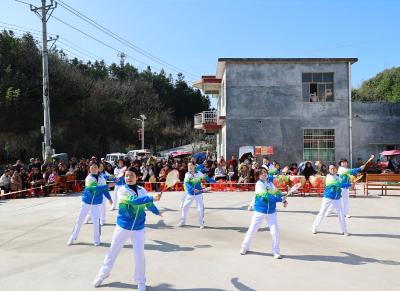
[{"left": 0, "top": 189, "right": 399, "bottom": 291}]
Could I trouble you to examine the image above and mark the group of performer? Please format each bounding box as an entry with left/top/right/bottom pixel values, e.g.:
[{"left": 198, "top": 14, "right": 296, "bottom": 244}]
[{"left": 67, "top": 155, "right": 373, "bottom": 291}]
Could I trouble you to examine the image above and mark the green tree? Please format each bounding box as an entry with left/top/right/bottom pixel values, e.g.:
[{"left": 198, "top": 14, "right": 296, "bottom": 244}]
[
  {"left": 353, "top": 67, "right": 400, "bottom": 102},
  {"left": 0, "top": 31, "right": 210, "bottom": 162}
]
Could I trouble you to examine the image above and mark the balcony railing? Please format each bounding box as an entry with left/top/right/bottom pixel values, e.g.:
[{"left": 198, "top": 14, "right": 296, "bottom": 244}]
[
  {"left": 194, "top": 111, "right": 218, "bottom": 126},
  {"left": 194, "top": 111, "right": 222, "bottom": 133}
]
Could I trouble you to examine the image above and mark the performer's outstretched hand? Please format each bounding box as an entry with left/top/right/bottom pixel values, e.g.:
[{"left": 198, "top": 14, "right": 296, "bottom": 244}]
[
  {"left": 361, "top": 154, "right": 375, "bottom": 170},
  {"left": 153, "top": 193, "right": 162, "bottom": 201}
]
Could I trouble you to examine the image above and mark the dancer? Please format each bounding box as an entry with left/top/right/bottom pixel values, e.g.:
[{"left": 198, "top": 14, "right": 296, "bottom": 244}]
[
  {"left": 312, "top": 164, "right": 349, "bottom": 236},
  {"left": 93, "top": 167, "right": 162, "bottom": 291},
  {"left": 178, "top": 162, "right": 214, "bottom": 228},
  {"left": 240, "top": 168, "right": 287, "bottom": 259},
  {"left": 85, "top": 162, "right": 113, "bottom": 225},
  {"left": 68, "top": 162, "right": 112, "bottom": 246},
  {"left": 326, "top": 155, "right": 372, "bottom": 217},
  {"left": 111, "top": 159, "right": 126, "bottom": 211}
]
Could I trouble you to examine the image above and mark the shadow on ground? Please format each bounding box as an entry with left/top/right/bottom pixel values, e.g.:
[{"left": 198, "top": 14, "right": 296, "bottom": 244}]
[
  {"left": 231, "top": 277, "right": 257, "bottom": 291},
  {"left": 101, "top": 282, "right": 225, "bottom": 290},
  {"left": 203, "top": 225, "right": 269, "bottom": 233},
  {"left": 74, "top": 240, "right": 211, "bottom": 252},
  {"left": 317, "top": 231, "right": 400, "bottom": 239},
  {"left": 247, "top": 251, "right": 400, "bottom": 266}
]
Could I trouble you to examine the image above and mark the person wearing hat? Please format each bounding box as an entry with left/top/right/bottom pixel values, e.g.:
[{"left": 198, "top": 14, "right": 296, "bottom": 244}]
[
  {"left": 326, "top": 156, "right": 371, "bottom": 218},
  {"left": 111, "top": 159, "right": 127, "bottom": 210},
  {"left": 93, "top": 167, "right": 162, "bottom": 291},
  {"left": 68, "top": 162, "right": 112, "bottom": 246}
]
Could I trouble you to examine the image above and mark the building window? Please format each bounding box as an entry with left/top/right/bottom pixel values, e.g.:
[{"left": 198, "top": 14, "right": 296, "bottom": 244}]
[
  {"left": 303, "top": 129, "right": 335, "bottom": 162},
  {"left": 302, "top": 73, "right": 334, "bottom": 102}
]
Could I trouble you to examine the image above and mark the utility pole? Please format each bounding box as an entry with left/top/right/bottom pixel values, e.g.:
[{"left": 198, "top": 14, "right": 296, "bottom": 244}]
[
  {"left": 133, "top": 114, "right": 146, "bottom": 150},
  {"left": 30, "top": 0, "right": 57, "bottom": 161}
]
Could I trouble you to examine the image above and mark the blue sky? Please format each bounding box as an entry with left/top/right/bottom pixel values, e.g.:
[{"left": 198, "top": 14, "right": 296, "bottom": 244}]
[{"left": 1, "top": 0, "right": 399, "bottom": 89}]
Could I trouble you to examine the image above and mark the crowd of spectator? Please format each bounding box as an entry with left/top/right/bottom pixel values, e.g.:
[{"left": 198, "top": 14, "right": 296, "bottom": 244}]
[
  {"left": 1, "top": 151, "right": 396, "bottom": 198},
  {"left": 0, "top": 157, "right": 93, "bottom": 197}
]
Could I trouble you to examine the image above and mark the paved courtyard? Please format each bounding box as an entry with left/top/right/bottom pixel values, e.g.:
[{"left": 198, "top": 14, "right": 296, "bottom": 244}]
[{"left": 0, "top": 189, "right": 399, "bottom": 291}]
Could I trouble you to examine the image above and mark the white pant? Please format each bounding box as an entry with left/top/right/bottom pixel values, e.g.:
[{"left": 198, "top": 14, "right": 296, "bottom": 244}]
[
  {"left": 180, "top": 193, "right": 197, "bottom": 209},
  {"left": 97, "top": 225, "right": 146, "bottom": 284},
  {"left": 313, "top": 198, "right": 348, "bottom": 233},
  {"left": 71, "top": 202, "right": 101, "bottom": 244},
  {"left": 180, "top": 194, "right": 204, "bottom": 226},
  {"left": 327, "top": 188, "right": 350, "bottom": 216},
  {"left": 111, "top": 185, "right": 122, "bottom": 210},
  {"left": 85, "top": 199, "right": 106, "bottom": 225},
  {"left": 242, "top": 211, "right": 280, "bottom": 254}
]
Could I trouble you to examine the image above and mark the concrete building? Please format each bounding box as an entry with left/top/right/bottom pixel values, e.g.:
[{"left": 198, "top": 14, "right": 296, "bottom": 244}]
[{"left": 193, "top": 58, "right": 400, "bottom": 165}]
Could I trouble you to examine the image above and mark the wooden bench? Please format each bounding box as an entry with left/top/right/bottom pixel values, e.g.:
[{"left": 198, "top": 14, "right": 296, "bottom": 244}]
[{"left": 364, "top": 174, "right": 400, "bottom": 196}]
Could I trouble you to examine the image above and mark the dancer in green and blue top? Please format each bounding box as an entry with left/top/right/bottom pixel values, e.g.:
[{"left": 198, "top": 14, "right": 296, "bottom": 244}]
[
  {"left": 93, "top": 167, "right": 162, "bottom": 291},
  {"left": 85, "top": 162, "right": 113, "bottom": 225},
  {"left": 111, "top": 158, "right": 126, "bottom": 210},
  {"left": 68, "top": 162, "right": 112, "bottom": 246},
  {"left": 240, "top": 168, "right": 287, "bottom": 259},
  {"left": 326, "top": 155, "right": 372, "bottom": 218},
  {"left": 178, "top": 162, "right": 215, "bottom": 228},
  {"left": 312, "top": 164, "right": 350, "bottom": 236}
]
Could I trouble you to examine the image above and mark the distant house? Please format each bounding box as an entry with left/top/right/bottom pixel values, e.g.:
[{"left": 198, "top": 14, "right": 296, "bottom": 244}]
[{"left": 193, "top": 58, "right": 400, "bottom": 165}]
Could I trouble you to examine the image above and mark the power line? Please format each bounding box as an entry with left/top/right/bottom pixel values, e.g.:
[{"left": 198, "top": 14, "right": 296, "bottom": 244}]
[
  {"left": 0, "top": 23, "right": 104, "bottom": 62},
  {"left": 56, "top": 0, "right": 198, "bottom": 79},
  {"left": 57, "top": 39, "right": 102, "bottom": 61},
  {"left": 51, "top": 15, "right": 164, "bottom": 72},
  {"left": 1, "top": 21, "right": 195, "bottom": 82}
]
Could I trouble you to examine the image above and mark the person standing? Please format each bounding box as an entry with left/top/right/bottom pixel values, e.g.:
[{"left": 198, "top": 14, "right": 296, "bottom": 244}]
[
  {"left": 178, "top": 162, "right": 214, "bottom": 228},
  {"left": 326, "top": 156, "right": 371, "bottom": 218},
  {"left": 111, "top": 159, "right": 126, "bottom": 211},
  {"left": 312, "top": 164, "right": 349, "bottom": 236},
  {"left": 68, "top": 162, "right": 112, "bottom": 246},
  {"left": 240, "top": 168, "right": 287, "bottom": 259},
  {"left": 93, "top": 167, "right": 162, "bottom": 291}
]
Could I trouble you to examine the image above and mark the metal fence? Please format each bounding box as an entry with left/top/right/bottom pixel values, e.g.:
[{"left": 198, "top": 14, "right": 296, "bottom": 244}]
[{"left": 194, "top": 111, "right": 218, "bottom": 126}]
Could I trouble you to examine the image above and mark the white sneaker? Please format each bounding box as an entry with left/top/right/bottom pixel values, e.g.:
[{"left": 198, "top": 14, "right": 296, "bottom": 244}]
[
  {"left": 94, "top": 242, "right": 101, "bottom": 247},
  {"left": 274, "top": 253, "right": 282, "bottom": 259},
  {"left": 240, "top": 248, "right": 248, "bottom": 255},
  {"left": 199, "top": 225, "right": 204, "bottom": 229},
  {"left": 67, "top": 237, "right": 74, "bottom": 245},
  {"left": 312, "top": 228, "right": 317, "bottom": 234},
  {"left": 93, "top": 277, "right": 103, "bottom": 288},
  {"left": 343, "top": 232, "right": 350, "bottom": 236},
  {"left": 345, "top": 214, "right": 351, "bottom": 218},
  {"left": 138, "top": 283, "right": 146, "bottom": 291},
  {"left": 177, "top": 221, "right": 185, "bottom": 227}
]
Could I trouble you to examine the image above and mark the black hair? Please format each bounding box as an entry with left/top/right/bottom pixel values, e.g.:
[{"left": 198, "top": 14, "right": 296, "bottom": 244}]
[
  {"left": 255, "top": 168, "right": 268, "bottom": 180},
  {"left": 126, "top": 167, "right": 137, "bottom": 176},
  {"left": 89, "top": 161, "right": 99, "bottom": 167}
]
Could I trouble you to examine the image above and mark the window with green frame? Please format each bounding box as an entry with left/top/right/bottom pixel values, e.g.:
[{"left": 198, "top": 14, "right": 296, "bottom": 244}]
[{"left": 303, "top": 129, "right": 335, "bottom": 162}]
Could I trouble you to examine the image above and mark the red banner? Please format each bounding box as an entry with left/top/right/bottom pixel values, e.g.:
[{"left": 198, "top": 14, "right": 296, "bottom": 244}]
[{"left": 255, "top": 146, "right": 274, "bottom": 156}]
